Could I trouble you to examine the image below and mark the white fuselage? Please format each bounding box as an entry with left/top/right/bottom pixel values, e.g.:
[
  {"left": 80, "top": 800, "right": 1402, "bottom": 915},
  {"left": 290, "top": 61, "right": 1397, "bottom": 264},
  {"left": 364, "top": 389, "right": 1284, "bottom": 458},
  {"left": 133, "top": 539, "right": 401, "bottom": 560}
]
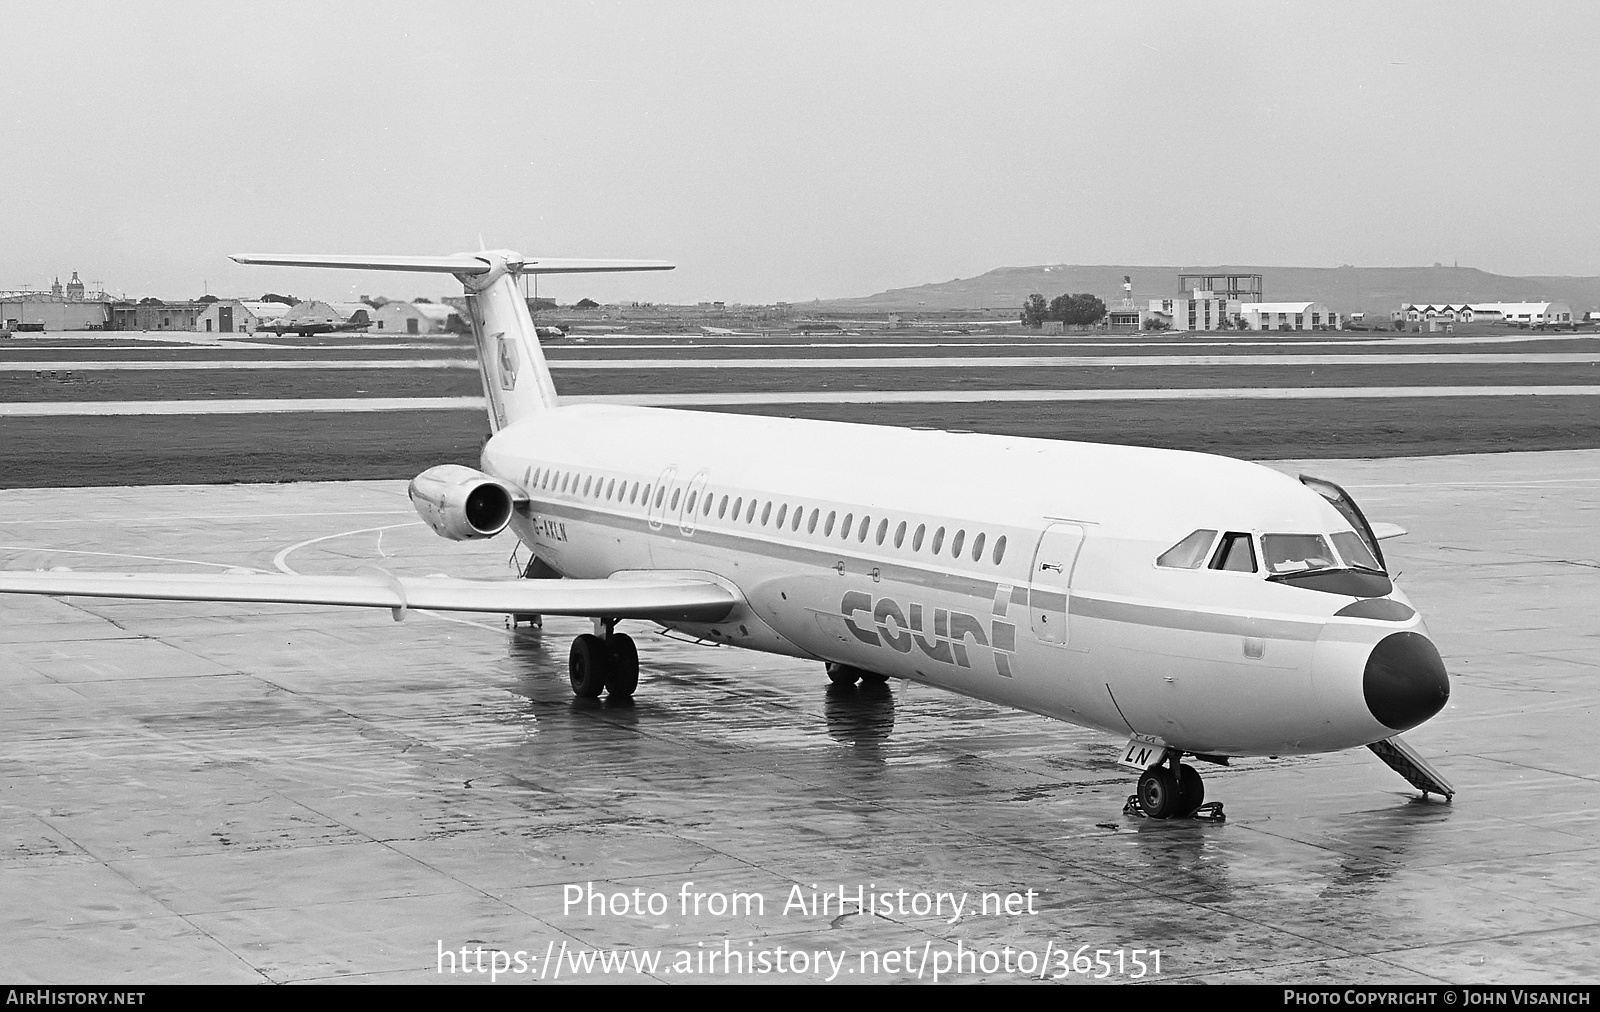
[{"left": 482, "top": 403, "right": 1428, "bottom": 758}]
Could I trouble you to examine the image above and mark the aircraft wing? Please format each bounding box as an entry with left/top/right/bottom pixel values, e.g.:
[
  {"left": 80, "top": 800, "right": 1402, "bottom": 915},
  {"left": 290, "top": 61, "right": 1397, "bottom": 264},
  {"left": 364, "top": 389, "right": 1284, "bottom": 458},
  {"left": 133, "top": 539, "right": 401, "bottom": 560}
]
[
  {"left": 1371, "top": 523, "right": 1407, "bottom": 540},
  {"left": 0, "top": 570, "right": 735, "bottom": 622}
]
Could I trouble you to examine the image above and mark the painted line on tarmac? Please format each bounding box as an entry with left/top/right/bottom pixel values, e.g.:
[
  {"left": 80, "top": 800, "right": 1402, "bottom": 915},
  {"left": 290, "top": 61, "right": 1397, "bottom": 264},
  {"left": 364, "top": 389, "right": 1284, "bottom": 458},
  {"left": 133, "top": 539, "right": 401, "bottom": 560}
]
[
  {"left": 582, "top": 386, "right": 1600, "bottom": 404},
  {"left": 0, "top": 359, "right": 474, "bottom": 371},
  {"left": 0, "top": 397, "right": 483, "bottom": 415},
  {"left": 553, "top": 353, "right": 1600, "bottom": 368},
  {"left": 7, "top": 386, "right": 1600, "bottom": 416}
]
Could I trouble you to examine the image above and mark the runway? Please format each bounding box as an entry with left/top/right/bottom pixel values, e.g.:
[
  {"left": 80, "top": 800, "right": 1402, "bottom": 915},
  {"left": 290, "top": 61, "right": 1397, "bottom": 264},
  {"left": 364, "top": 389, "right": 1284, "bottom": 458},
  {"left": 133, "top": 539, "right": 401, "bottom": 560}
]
[{"left": 1, "top": 450, "right": 1596, "bottom": 983}]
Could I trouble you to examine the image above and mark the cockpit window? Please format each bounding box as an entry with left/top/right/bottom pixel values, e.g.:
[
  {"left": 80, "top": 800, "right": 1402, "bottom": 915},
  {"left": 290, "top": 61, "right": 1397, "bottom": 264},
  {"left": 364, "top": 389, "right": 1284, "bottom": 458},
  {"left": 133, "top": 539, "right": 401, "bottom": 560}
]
[
  {"left": 1262, "top": 534, "right": 1336, "bottom": 575},
  {"left": 1157, "top": 529, "right": 1217, "bottom": 569},
  {"left": 1210, "top": 532, "right": 1257, "bottom": 572},
  {"left": 1331, "top": 530, "right": 1383, "bottom": 573}
]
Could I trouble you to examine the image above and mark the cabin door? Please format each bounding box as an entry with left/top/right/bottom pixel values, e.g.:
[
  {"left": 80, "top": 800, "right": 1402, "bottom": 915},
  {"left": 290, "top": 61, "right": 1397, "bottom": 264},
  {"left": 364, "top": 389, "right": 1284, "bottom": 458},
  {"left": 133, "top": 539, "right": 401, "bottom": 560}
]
[{"left": 1028, "top": 523, "right": 1084, "bottom": 646}]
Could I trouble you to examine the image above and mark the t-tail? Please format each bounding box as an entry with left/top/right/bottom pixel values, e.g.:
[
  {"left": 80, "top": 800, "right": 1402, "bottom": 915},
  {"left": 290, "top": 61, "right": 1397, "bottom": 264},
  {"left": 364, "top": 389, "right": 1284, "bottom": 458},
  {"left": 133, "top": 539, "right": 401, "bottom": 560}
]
[{"left": 230, "top": 251, "right": 673, "bottom": 430}]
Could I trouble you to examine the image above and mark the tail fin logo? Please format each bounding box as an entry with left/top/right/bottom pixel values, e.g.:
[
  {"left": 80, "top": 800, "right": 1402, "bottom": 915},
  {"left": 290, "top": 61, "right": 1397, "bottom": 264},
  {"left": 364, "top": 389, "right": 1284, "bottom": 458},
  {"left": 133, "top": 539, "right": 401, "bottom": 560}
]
[{"left": 496, "top": 334, "right": 519, "bottom": 390}]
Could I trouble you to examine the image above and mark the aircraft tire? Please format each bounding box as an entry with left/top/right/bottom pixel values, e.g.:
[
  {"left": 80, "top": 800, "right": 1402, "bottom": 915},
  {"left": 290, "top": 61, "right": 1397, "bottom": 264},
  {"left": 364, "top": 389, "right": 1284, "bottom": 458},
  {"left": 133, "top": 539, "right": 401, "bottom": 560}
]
[
  {"left": 606, "top": 634, "right": 639, "bottom": 699},
  {"left": 825, "top": 662, "right": 861, "bottom": 686},
  {"left": 1137, "top": 766, "right": 1181, "bottom": 819},
  {"left": 859, "top": 671, "right": 891, "bottom": 685},
  {"left": 1177, "top": 764, "right": 1205, "bottom": 816},
  {"left": 569, "top": 634, "right": 609, "bottom": 698}
]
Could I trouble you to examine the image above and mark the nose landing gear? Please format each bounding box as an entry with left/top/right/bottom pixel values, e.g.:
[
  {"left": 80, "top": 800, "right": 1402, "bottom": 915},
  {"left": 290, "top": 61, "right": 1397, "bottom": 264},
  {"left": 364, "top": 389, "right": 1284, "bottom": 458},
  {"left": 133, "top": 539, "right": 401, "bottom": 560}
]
[{"left": 1124, "top": 750, "right": 1225, "bottom": 822}]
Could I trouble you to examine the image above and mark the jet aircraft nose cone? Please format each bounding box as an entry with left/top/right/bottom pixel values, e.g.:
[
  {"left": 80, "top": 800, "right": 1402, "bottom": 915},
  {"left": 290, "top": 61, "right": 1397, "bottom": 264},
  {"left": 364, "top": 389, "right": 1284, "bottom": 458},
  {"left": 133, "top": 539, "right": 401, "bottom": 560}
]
[{"left": 1364, "top": 631, "right": 1450, "bottom": 731}]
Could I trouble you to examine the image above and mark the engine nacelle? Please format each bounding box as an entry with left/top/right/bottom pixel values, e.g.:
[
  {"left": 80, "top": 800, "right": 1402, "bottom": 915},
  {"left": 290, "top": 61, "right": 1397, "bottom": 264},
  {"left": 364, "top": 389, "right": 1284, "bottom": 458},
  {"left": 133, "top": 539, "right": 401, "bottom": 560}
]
[{"left": 407, "top": 464, "right": 522, "bottom": 541}]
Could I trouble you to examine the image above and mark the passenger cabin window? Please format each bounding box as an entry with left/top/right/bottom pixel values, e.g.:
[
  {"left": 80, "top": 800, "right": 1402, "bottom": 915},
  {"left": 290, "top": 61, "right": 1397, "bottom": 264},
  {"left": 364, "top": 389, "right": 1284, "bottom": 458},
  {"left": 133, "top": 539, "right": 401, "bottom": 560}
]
[
  {"left": 992, "top": 535, "right": 1007, "bottom": 565},
  {"left": 913, "top": 524, "right": 925, "bottom": 551},
  {"left": 951, "top": 529, "right": 965, "bottom": 558},
  {"left": 931, "top": 527, "right": 945, "bottom": 554},
  {"left": 1209, "top": 532, "right": 1257, "bottom": 573},
  {"left": 1157, "top": 529, "right": 1218, "bottom": 569},
  {"left": 894, "top": 521, "right": 907, "bottom": 548},
  {"left": 807, "top": 509, "right": 819, "bottom": 534},
  {"left": 971, "top": 532, "right": 986, "bottom": 562}
]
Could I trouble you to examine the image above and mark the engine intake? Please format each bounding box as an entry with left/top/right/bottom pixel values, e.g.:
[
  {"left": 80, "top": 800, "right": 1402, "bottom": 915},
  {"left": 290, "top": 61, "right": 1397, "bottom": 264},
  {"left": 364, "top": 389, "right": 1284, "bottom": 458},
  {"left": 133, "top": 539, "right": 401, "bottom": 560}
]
[{"left": 408, "top": 464, "right": 522, "bottom": 541}]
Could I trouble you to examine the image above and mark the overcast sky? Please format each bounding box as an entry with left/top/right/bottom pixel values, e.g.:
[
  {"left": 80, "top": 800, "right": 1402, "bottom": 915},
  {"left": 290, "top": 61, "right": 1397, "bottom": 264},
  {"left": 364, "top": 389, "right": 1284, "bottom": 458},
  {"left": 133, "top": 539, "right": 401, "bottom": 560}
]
[{"left": 6, "top": 1, "right": 1598, "bottom": 305}]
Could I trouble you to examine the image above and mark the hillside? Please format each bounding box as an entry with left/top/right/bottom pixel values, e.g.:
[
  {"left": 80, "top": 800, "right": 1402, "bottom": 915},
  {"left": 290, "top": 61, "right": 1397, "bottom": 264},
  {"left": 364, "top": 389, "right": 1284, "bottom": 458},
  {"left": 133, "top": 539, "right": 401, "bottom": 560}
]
[{"left": 814, "top": 264, "right": 1600, "bottom": 318}]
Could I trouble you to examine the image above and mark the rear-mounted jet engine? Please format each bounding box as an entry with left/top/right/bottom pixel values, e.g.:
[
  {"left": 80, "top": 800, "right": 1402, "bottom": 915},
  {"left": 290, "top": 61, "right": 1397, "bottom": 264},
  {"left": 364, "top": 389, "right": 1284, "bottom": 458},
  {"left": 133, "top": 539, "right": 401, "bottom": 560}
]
[{"left": 408, "top": 464, "right": 525, "bottom": 541}]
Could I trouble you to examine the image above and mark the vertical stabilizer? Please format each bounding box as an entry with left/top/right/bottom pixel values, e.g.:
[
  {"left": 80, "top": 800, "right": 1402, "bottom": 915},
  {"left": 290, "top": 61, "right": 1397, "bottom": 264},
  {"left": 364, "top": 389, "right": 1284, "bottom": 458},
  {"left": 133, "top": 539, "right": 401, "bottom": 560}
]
[
  {"left": 457, "top": 253, "right": 559, "bottom": 430},
  {"left": 229, "top": 250, "right": 672, "bottom": 433}
]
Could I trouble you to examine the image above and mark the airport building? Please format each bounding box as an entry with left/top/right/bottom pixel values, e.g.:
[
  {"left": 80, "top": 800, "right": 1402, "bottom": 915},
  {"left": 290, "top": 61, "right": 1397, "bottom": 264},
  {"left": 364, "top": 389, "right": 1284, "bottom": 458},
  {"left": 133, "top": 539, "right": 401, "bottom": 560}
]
[
  {"left": 0, "top": 272, "right": 114, "bottom": 331},
  {"left": 1237, "top": 302, "right": 1340, "bottom": 331},
  {"left": 372, "top": 300, "right": 460, "bottom": 334},
  {"left": 1148, "top": 290, "right": 1230, "bottom": 331},
  {"left": 1400, "top": 301, "right": 1573, "bottom": 327},
  {"left": 109, "top": 300, "right": 207, "bottom": 331},
  {"left": 195, "top": 300, "right": 292, "bottom": 334}
]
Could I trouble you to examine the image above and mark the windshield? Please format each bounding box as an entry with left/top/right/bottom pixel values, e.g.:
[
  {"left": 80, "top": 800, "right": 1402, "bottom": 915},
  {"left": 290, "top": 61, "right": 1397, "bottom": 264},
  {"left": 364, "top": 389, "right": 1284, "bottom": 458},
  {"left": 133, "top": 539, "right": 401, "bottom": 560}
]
[
  {"left": 1262, "top": 534, "right": 1337, "bottom": 576},
  {"left": 1331, "top": 530, "right": 1384, "bottom": 572}
]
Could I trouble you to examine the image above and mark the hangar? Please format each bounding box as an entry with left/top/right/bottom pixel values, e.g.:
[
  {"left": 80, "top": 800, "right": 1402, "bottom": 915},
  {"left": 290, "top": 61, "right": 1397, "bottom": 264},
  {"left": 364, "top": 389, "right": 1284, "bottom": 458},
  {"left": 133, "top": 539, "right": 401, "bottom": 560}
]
[
  {"left": 372, "top": 300, "right": 460, "bottom": 334},
  {"left": 109, "top": 300, "right": 206, "bottom": 332},
  {"left": 1237, "top": 301, "right": 1340, "bottom": 331},
  {"left": 196, "top": 300, "right": 292, "bottom": 335},
  {"left": 278, "top": 301, "right": 375, "bottom": 333},
  {"left": 0, "top": 292, "right": 111, "bottom": 331}
]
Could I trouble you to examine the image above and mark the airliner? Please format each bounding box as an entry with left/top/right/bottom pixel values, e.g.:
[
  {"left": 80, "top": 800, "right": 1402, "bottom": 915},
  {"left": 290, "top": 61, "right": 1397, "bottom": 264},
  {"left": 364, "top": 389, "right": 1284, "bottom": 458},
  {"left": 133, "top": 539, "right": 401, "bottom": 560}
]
[{"left": 0, "top": 249, "right": 1454, "bottom": 819}]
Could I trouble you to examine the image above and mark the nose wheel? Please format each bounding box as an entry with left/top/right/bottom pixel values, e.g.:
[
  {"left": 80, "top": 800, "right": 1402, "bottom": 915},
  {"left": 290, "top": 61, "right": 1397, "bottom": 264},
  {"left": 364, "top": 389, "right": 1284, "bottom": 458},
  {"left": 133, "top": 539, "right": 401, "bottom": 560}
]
[{"left": 1125, "top": 751, "right": 1225, "bottom": 822}]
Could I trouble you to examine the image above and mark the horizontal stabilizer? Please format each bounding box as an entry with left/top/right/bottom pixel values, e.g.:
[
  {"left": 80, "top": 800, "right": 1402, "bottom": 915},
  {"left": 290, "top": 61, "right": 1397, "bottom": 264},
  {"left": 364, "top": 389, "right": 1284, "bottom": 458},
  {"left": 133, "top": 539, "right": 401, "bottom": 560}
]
[
  {"left": 519, "top": 258, "right": 675, "bottom": 275},
  {"left": 0, "top": 570, "right": 734, "bottom": 622},
  {"left": 1371, "top": 522, "right": 1407, "bottom": 540},
  {"left": 230, "top": 253, "right": 675, "bottom": 275},
  {"left": 231, "top": 253, "right": 493, "bottom": 274}
]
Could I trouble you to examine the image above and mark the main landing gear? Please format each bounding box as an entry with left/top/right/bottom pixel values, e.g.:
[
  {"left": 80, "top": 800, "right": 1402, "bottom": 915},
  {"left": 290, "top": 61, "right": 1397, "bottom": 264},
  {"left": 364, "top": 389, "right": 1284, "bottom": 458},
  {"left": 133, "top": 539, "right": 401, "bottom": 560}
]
[
  {"left": 568, "top": 618, "right": 638, "bottom": 701},
  {"left": 1124, "top": 750, "right": 1225, "bottom": 822}
]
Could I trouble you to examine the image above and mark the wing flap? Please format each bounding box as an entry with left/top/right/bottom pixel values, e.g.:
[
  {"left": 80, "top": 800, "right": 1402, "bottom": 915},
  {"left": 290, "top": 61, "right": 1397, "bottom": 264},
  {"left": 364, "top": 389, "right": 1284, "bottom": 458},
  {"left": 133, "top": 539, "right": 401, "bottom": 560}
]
[{"left": 0, "top": 571, "right": 735, "bottom": 622}]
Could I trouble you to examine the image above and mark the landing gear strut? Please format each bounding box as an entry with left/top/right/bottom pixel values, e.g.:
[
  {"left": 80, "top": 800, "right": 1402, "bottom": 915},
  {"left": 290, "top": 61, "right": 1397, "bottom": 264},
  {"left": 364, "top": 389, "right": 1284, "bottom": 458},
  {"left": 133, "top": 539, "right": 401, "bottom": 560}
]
[
  {"left": 1125, "top": 750, "right": 1224, "bottom": 822},
  {"left": 568, "top": 618, "right": 638, "bottom": 700}
]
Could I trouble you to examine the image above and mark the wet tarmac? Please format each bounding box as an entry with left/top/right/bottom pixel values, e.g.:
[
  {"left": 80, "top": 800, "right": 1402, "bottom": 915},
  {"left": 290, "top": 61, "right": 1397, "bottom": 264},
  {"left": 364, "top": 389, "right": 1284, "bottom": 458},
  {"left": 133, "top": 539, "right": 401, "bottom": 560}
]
[{"left": 0, "top": 450, "right": 1597, "bottom": 984}]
